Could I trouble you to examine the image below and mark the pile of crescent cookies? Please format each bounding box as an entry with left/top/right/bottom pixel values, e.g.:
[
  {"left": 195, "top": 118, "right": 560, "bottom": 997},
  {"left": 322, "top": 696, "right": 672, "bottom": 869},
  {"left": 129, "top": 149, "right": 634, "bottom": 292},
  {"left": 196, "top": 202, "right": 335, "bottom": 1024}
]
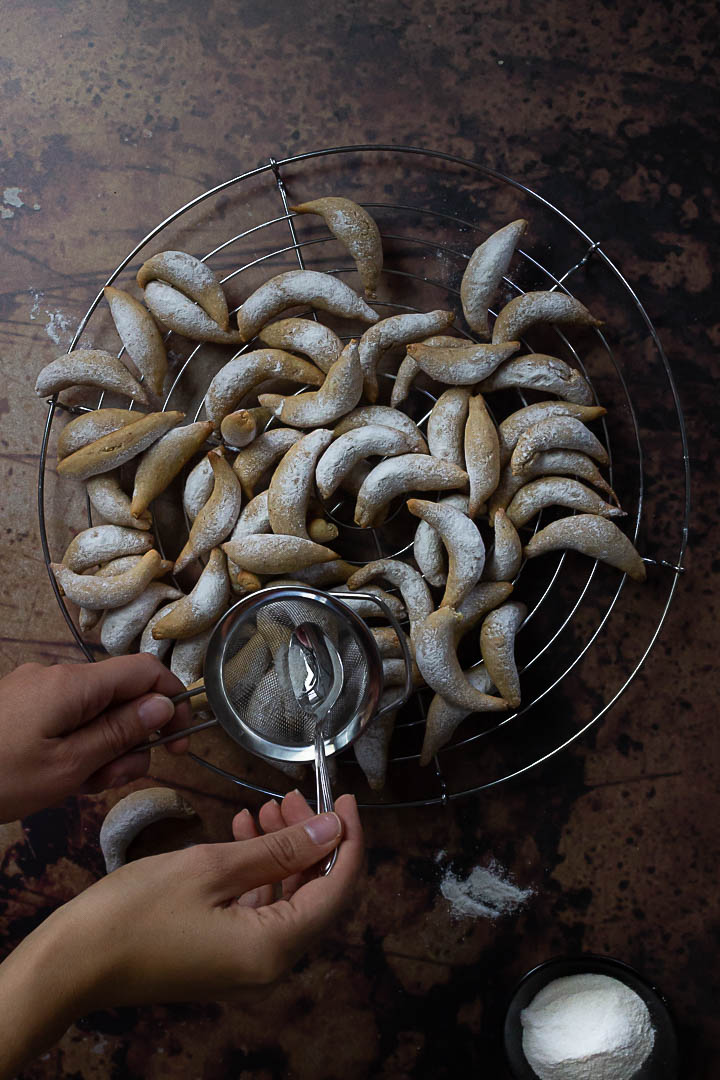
[{"left": 37, "top": 196, "right": 645, "bottom": 794}]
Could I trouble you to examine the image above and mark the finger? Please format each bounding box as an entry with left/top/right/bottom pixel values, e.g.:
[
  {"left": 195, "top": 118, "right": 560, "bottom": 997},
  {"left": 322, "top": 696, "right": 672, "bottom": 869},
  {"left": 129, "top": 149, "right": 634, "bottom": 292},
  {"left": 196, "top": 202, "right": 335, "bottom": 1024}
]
[
  {"left": 208, "top": 812, "right": 344, "bottom": 899},
  {"left": 59, "top": 655, "right": 192, "bottom": 733},
  {"left": 258, "top": 798, "right": 285, "bottom": 835},
  {"left": 63, "top": 692, "right": 178, "bottom": 782},
  {"left": 281, "top": 794, "right": 364, "bottom": 942},
  {"left": 280, "top": 789, "right": 315, "bottom": 826},
  {"left": 277, "top": 790, "right": 316, "bottom": 899},
  {"left": 232, "top": 810, "right": 274, "bottom": 908}
]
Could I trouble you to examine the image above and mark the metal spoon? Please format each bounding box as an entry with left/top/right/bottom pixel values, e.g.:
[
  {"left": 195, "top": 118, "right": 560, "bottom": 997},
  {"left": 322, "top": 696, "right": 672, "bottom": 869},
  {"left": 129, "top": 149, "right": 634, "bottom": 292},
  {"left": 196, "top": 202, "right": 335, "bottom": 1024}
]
[{"left": 288, "top": 622, "right": 344, "bottom": 874}]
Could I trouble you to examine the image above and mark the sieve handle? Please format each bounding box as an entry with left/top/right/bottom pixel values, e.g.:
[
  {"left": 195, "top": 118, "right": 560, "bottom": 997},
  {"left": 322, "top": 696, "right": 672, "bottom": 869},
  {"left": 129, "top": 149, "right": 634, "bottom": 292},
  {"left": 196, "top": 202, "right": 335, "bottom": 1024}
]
[
  {"left": 131, "top": 717, "right": 219, "bottom": 753},
  {"left": 314, "top": 724, "right": 337, "bottom": 875},
  {"left": 333, "top": 590, "right": 413, "bottom": 717}
]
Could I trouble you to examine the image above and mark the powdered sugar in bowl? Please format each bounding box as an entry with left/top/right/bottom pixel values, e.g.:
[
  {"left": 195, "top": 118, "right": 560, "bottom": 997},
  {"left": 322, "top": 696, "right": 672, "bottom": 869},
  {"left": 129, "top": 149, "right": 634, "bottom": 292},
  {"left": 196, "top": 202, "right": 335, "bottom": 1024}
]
[{"left": 503, "top": 955, "right": 679, "bottom": 1079}]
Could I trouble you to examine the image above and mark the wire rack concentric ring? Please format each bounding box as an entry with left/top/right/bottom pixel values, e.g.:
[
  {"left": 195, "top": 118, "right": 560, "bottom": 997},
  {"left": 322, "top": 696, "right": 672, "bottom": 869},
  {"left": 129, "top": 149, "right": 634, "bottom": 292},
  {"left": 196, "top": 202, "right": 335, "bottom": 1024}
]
[{"left": 37, "top": 144, "right": 690, "bottom": 808}]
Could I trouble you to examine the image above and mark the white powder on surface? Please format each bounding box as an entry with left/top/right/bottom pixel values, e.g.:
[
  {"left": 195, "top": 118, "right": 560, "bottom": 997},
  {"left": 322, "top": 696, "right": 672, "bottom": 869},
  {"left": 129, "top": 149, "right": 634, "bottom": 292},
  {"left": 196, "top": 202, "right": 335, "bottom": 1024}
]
[
  {"left": 3, "top": 186, "right": 24, "bottom": 208},
  {"left": 439, "top": 858, "right": 534, "bottom": 920},
  {"left": 521, "top": 973, "right": 655, "bottom": 1080}
]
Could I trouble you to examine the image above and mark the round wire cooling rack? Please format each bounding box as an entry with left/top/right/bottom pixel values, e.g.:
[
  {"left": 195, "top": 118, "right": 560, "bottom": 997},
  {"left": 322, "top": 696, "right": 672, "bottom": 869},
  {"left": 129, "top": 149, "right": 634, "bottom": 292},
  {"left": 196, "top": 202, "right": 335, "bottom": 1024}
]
[{"left": 37, "top": 144, "right": 690, "bottom": 809}]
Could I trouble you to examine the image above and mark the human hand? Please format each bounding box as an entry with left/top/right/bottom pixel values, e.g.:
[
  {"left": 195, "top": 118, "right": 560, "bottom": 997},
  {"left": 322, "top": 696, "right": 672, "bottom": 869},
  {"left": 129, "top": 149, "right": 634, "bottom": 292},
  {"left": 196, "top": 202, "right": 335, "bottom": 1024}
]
[
  {"left": 0, "top": 655, "right": 192, "bottom": 823},
  {"left": 0, "top": 791, "right": 363, "bottom": 1076}
]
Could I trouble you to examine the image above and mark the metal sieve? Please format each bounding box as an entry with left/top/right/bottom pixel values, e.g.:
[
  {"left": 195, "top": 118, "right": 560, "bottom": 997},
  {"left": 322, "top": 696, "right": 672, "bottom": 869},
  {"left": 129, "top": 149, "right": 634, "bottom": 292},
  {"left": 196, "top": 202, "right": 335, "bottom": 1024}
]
[{"left": 135, "top": 584, "right": 412, "bottom": 804}]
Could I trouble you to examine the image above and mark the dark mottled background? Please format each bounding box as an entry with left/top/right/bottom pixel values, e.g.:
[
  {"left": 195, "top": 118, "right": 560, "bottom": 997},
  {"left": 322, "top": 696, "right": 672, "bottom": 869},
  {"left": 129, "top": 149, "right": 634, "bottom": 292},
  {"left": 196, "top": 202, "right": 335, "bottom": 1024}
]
[{"left": 0, "top": 1, "right": 717, "bottom": 1077}]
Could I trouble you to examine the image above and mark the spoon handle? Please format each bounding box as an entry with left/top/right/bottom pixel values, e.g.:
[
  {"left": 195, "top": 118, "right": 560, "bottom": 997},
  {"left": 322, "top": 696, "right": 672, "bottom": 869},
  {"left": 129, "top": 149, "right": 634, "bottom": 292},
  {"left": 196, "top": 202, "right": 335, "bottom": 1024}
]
[{"left": 314, "top": 725, "right": 337, "bottom": 875}]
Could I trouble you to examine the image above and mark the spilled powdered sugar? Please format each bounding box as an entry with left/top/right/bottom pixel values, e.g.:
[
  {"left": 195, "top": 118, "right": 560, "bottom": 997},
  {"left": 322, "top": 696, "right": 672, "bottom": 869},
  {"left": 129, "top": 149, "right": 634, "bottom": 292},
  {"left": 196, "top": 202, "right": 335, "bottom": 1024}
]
[{"left": 439, "top": 858, "right": 534, "bottom": 920}]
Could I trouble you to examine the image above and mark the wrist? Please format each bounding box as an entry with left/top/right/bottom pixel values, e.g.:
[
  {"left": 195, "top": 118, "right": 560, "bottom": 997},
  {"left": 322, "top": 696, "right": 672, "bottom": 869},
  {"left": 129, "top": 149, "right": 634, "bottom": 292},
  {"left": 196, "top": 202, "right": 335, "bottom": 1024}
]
[{"left": 0, "top": 902, "right": 105, "bottom": 1077}]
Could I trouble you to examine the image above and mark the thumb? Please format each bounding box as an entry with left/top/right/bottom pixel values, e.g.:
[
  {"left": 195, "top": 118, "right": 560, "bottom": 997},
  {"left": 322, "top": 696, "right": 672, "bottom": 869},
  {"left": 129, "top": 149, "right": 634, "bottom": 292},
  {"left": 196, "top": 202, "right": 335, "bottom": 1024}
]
[
  {"left": 66, "top": 693, "right": 176, "bottom": 781},
  {"left": 211, "top": 813, "right": 343, "bottom": 897}
]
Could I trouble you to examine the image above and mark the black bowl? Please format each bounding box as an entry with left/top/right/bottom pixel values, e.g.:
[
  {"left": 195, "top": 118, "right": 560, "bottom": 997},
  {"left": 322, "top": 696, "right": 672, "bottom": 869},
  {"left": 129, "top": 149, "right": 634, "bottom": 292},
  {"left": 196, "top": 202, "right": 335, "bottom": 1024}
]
[{"left": 504, "top": 954, "right": 679, "bottom": 1079}]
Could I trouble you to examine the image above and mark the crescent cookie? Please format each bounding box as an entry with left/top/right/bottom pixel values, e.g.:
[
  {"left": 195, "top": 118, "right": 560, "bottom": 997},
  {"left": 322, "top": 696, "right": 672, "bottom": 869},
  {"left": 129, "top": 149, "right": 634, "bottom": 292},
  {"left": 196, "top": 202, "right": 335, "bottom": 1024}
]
[
  {"left": 100, "top": 789, "right": 196, "bottom": 874},
  {"left": 174, "top": 449, "right": 243, "bottom": 573},
  {"left": 205, "top": 348, "right": 324, "bottom": 429},
  {"left": 100, "top": 582, "right": 183, "bottom": 657},
  {"left": 478, "top": 353, "right": 593, "bottom": 405},
  {"left": 421, "top": 665, "right": 500, "bottom": 766},
  {"left": 427, "top": 388, "right": 470, "bottom": 468},
  {"left": 258, "top": 318, "right": 343, "bottom": 374},
  {"left": 461, "top": 218, "right": 527, "bottom": 336},
  {"left": 152, "top": 548, "right": 230, "bottom": 640},
  {"left": 347, "top": 558, "right": 433, "bottom": 626},
  {"left": 479, "top": 601, "right": 526, "bottom": 709},
  {"left": 62, "top": 524, "right": 154, "bottom": 572},
  {"left": 407, "top": 498, "right": 485, "bottom": 609},
  {"left": 523, "top": 514, "right": 646, "bottom": 581},
  {"left": 267, "top": 428, "right": 333, "bottom": 539},
  {"left": 412, "top": 607, "right": 509, "bottom": 713},
  {"left": 492, "top": 290, "right": 602, "bottom": 344},
  {"left": 143, "top": 280, "right": 241, "bottom": 344},
  {"left": 405, "top": 340, "right": 519, "bottom": 386},
  {"left": 52, "top": 549, "right": 168, "bottom": 611},
  {"left": 291, "top": 197, "right": 383, "bottom": 297},
  {"left": 465, "top": 394, "right": 500, "bottom": 518},
  {"left": 488, "top": 450, "right": 617, "bottom": 521},
  {"left": 234, "top": 270, "right": 378, "bottom": 342},
  {"left": 86, "top": 472, "right": 152, "bottom": 530},
  {"left": 333, "top": 406, "right": 428, "bottom": 454},
  {"left": 390, "top": 334, "right": 466, "bottom": 407},
  {"left": 510, "top": 415, "right": 609, "bottom": 475},
  {"left": 413, "top": 493, "right": 469, "bottom": 588},
  {"left": 136, "top": 250, "right": 229, "bottom": 330},
  {"left": 104, "top": 286, "right": 168, "bottom": 397},
  {"left": 131, "top": 420, "right": 214, "bottom": 519},
  {"left": 316, "top": 424, "right": 415, "bottom": 502},
  {"left": 497, "top": 401, "right": 606, "bottom": 466},
  {"left": 259, "top": 340, "right": 363, "bottom": 427},
  {"left": 56, "top": 411, "right": 184, "bottom": 481},
  {"left": 57, "top": 408, "right": 140, "bottom": 461},
  {"left": 36, "top": 349, "right": 149, "bottom": 405},
  {"left": 358, "top": 309, "right": 455, "bottom": 402},
  {"left": 222, "top": 534, "right": 339, "bottom": 574},
  {"left": 354, "top": 454, "right": 468, "bottom": 529},
  {"left": 505, "top": 477, "right": 624, "bottom": 527}
]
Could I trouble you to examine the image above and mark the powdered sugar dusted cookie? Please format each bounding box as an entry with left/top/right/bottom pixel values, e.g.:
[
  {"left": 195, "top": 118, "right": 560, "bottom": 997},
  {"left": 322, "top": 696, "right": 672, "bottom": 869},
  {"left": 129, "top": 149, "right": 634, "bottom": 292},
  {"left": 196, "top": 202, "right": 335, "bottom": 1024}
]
[
  {"left": 358, "top": 309, "right": 455, "bottom": 402},
  {"left": 523, "top": 514, "right": 646, "bottom": 581},
  {"left": 267, "top": 428, "right": 333, "bottom": 539},
  {"left": 258, "top": 318, "right": 343, "bottom": 374},
  {"left": 316, "top": 424, "right": 415, "bottom": 502},
  {"left": 235, "top": 270, "right": 378, "bottom": 342},
  {"left": 174, "top": 449, "right": 242, "bottom": 573},
  {"left": 36, "top": 349, "right": 150, "bottom": 405},
  {"left": 291, "top": 197, "right": 383, "bottom": 298},
  {"left": 104, "top": 286, "right": 168, "bottom": 397},
  {"left": 354, "top": 454, "right": 468, "bottom": 528},
  {"left": 407, "top": 498, "right": 485, "bottom": 608},
  {"left": 260, "top": 340, "right": 363, "bottom": 427},
  {"left": 461, "top": 218, "right": 527, "bottom": 336},
  {"left": 479, "top": 601, "right": 527, "bottom": 709},
  {"left": 152, "top": 548, "right": 230, "bottom": 640},
  {"left": 137, "top": 250, "right": 229, "bottom": 330},
  {"left": 205, "top": 348, "right": 323, "bottom": 429},
  {"left": 492, "top": 290, "right": 602, "bottom": 344}
]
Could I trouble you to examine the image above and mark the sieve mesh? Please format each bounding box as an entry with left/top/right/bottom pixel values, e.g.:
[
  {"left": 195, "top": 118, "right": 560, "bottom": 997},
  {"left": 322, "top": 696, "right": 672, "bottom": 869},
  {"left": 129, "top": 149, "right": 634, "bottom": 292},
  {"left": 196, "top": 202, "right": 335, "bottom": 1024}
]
[{"left": 219, "top": 595, "right": 369, "bottom": 748}]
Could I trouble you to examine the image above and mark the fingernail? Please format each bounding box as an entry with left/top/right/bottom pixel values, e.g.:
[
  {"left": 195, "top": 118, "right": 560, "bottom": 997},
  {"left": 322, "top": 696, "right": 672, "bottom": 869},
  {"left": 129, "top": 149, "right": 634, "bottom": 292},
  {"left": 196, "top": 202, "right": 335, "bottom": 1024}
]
[
  {"left": 138, "top": 694, "right": 175, "bottom": 731},
  {"left": 303, "top": 812, "right": 341, "bottom": 845}
]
